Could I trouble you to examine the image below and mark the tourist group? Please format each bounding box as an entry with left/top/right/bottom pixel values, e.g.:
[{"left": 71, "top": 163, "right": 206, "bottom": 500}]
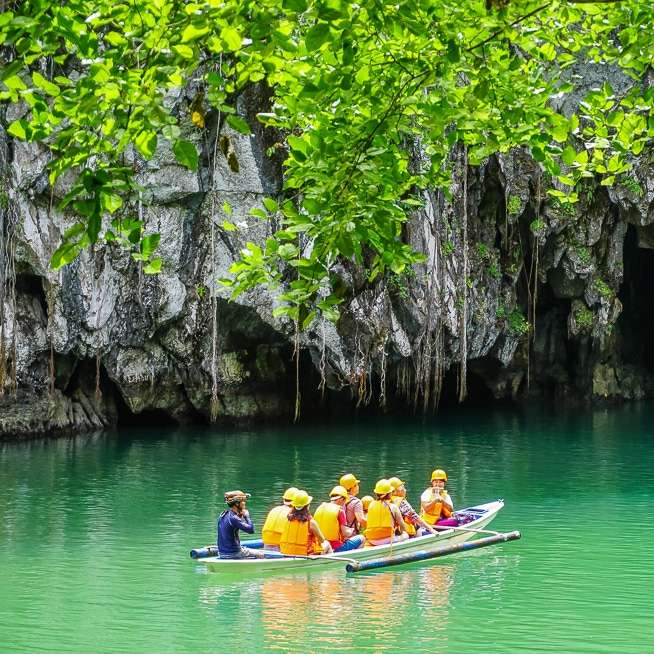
[{"left": 217, "top": 470, "right": 461, "bottom": 559}]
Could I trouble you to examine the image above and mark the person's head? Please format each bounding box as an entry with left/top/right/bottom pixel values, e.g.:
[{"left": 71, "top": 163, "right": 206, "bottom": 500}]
[
  {"left": 373, "top": 478, "right": 393, "bottom": 501},
  {"left": 430, "top": 469, "right": 447, "bottom": 489},
  {"left": 224, "top": 490, "right": 251, "bottom": 512},
  {"left": 361, "top": 495, "right": 374, "bottom": 512},
  {"left": 288, "top": 489, "right": 313, "bottom": 522},
  {"left": 329, "top": 485, "right": 349, "bottom": 506},
  {"left": 339, "top": 473, "right": 360, "bottom": 497},
  {"left": 283, "top": 486, "right": 300, "bottom": 506},
  {"left": 389, "top": 477, "right": 406, "bottom": 498}
]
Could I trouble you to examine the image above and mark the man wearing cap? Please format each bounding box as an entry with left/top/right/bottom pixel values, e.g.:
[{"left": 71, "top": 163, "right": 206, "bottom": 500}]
[
  {"left": 261, "top": 487, "right": 299, "bottom": 551},
  {"left": 339, "top": 473, "right": 367, "bottom": 534},
  {"left": 314, "top": 486, "right": 366, "bottom": 552},
  {"left": 217, "top": 490, "right": 265, "bottom": 559}
]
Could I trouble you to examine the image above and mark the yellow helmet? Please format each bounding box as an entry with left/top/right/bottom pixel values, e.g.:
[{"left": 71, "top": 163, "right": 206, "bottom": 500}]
[
  {"left": 361, "top": 495, "right": 374, "bottom": 510},
  {"left": 374, "top": 478, "right": 393, "bottom": 496},
  {"left": 291, "top": 490, "right": 313, "bottom": 509},
  {"left": 283, "top": 486, "right": 300, "bottom": 502},
  {"left": 339, "top": 473, "right": 360, "bottom": 491},
  {"left": 431, "top": 469, "right": 448, "bottom": 481},
  {"left": 329, "top": 485, "right": 349, "bottom": 500},
  {"left": 388, "top": 477, "right": 405, "bottom": 490}
]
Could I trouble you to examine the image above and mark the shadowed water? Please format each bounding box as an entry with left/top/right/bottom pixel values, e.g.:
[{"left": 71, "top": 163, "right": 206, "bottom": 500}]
[{"left": 1, "top": 404, "right": 653, "bottom": 652}]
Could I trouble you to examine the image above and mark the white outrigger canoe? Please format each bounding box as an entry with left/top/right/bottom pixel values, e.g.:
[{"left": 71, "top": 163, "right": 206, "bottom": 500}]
[{"left": 199, "top": 500, "right": 504, "bottom": 574}]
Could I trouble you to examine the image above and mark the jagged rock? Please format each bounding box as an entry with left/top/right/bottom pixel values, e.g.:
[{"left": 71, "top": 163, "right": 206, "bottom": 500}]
[{"left": 3, "top": 79, "right": 654, "bottom": 439}]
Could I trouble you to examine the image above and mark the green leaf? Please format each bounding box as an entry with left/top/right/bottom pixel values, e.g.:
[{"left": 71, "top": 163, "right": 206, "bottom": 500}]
[
  {"left": 32, "top": 72, "right": 59, "bottom": 96},
  {"left": 182, "top": 24, "right": 209, "bottom": 42},
  {"left": 221, "top": 26, "right": 242, "bottom": 50},
  {"left": 135, "top": 131, "right": 157, "bottom": 159},
  {"left": 100, "top": 192, "right": 123, "bottom": 214},
  {"left": 50, "top": 242, "right": 81, "bottom": 269},
  {"left": 305, "top": 23, "right": 330, "bottom": 51},
  {"left": 263, "top": 197, "right": 278, "bottom": 212},
  {"left": 226, "top": 114, "right": 251, "bottom": 135},
  {"left": 172, "top": 44, "right": 194, "bottom": 59},
  {"left": 143, "top": 258, "right": 163, "bottom": 274},
  {"left": 7, "top": 119, "right": 29, "bottom": 140},
  {"left": 223, "top": 201, "right": 233, "bottom": 215},
  {"left": 140, "top": 233, "right": 161, "bottom": 258},
  {"left": 173, "top": 139, "right": 199, "bottom": 171}
]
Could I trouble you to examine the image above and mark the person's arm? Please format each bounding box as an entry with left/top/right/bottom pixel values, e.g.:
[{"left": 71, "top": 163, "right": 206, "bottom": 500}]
[
  {"left": 338, "top": 510, "right": 354, "bottom": 540},
  {"left": 310, "top": 519, "right": 333, "bottom": 553},
  {"left": 353, "top": 502, "right": 367, "bottom": 529},
  {"left": 390, "top": 504, "right": 407, "bottom": 534},
  {"left": 231, "top": 510, "right": 255, "bottom": 534},
  {"left": 403, "top": 499, "right": 434, "bottom": 533},
  {"left": 440, "top": 492, "right": 453, "bottom": 518}
]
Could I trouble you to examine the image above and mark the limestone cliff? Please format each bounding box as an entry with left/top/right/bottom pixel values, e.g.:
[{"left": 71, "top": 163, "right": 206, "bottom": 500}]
[{"left": 1, "top": 79, "right": 654, "bottom": 438}]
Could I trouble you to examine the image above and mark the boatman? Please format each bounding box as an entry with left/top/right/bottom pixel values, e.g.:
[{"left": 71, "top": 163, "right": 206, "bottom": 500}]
[
  {"left": 314, "top": 486, "right": 366, "bottom": 552},
  {"left": 217, "top": 490, "right": 265, "bottom": 559},
  {"left": 339, "top": 473, "right": 367, "bottom": 534},
  {"left": 420, "top": 469, "right": 458, "bottom": 527},
  {"left": 261, "top": 487, "right": 299, "bottom": 551}
]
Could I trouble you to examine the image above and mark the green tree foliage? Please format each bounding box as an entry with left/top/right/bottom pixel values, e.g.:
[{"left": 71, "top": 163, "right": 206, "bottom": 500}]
[{"left": 1, "top": 0, "right": 653, "bottom": 325}]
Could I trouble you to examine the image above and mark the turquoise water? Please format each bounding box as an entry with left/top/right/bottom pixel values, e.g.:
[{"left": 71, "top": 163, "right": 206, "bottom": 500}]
[{"left": 1, "top": 405, "right": 653, "bottom": 653}]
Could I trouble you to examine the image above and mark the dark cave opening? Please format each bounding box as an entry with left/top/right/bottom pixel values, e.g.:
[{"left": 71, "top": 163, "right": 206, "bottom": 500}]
[{"left": 617, "top": 224, "right": 654, "bottom": 371}]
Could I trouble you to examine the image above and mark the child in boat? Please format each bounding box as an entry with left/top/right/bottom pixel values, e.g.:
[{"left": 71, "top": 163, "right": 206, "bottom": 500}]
[
  {"left": 361, "top": 495, "right": 373, "bottom": 522},
  {"left": 420, "top": 470, "right": 459, "bottom": 527}
]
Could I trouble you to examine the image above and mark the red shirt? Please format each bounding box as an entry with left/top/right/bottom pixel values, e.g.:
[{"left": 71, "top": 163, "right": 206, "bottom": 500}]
[{"left": 328, "top": 509, "right": 347, "bottom": 550}]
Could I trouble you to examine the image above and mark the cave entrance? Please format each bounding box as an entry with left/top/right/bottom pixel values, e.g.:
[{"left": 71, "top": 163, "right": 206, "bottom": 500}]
[{"left": 617, "top": 225, "right": 654, "bottom": 370}]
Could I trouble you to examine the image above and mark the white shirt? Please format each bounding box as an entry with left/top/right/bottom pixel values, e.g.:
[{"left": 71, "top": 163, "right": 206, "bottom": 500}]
[{"left": 420, "top": 488, "right": 453, "bottom": 508}]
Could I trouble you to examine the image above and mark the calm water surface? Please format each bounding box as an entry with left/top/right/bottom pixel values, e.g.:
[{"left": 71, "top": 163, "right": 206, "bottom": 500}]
[{"left": 1, "top": 405, "right": 653, "bottom": 653}]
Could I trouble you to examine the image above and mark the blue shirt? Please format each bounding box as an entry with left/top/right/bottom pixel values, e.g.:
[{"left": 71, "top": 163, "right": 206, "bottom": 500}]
[{"left": 217, "top": 510, "right": 255, "bottom": 556}]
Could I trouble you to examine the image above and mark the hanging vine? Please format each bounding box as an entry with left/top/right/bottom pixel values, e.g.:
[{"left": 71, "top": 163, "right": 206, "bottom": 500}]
[{"left": 458, "top": 146, "right": 469, "bottom": 404}]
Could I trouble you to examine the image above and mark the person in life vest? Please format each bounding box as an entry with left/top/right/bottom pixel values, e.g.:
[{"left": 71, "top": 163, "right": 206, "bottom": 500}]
[
  {"left": 364, "top": 479, "right": 409, "bottom": 546},
  {"left": 361, "top": 495, "right": 373, "bottom": 522},
  {"left": 217, "top": 490, "right": 265, "bottom": 559},
  {"left": 314, "top": 486, "right": 366, "bottom": 552},
  {"left": 339, "top": 473, "right": 367, "bottom": 534},
  {"left": 279, "top": 490, "right": 333, "bottom": 556},
  {"left": 420, "top": 469, "right": 459, "bottom": 527},
  {"left": 261, "top": 486, "right": 299, "bottom": 551},
  {"left": 388, "top": 477, "right": 435, "bottom": 537}
]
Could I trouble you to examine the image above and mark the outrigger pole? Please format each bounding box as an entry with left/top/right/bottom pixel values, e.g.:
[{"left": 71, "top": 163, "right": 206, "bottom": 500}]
[{"left": 346, "top": 530, "right": 522, "bottom": 573}]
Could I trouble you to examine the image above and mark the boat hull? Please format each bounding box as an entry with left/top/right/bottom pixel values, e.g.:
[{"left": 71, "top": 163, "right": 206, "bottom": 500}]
[{"left": 199, "top": 500, "right": 504, "bottom": 574}]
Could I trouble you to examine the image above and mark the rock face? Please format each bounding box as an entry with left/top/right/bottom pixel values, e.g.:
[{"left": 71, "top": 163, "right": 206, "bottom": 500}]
[{"left": 2, "top": 82, "right": 654, "bottom": 438}]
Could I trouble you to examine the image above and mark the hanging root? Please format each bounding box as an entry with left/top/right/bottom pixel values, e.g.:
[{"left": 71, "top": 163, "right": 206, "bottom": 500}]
[
  {"left": 95, "top": 351, "right": 102, "bottom": 400},
  {"left": 458, "top": 146, "right": 468, "bottom": 404},
  {"left": 294, "top": 317, "right": 301, "bottom": 422}
]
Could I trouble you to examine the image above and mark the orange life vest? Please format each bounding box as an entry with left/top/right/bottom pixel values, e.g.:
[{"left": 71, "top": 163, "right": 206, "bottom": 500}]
[
  {"left": 313, "top": 502, "right": 342, "bottom": 542},
  {"left": 365, "top": 500, "right": 393, "bottom": 540},
  {"left": 280, "top": 517, "right": 318, "bottom": 555},
  {"left": 261, "top": 504, "right": 291, "bottom": 546}
]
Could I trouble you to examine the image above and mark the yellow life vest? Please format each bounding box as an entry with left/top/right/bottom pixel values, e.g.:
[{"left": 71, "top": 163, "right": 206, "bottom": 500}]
[
  {"left": 391, "top": 496, "right": 416, "bottom": 536},
  {"left": 365, "top": 500, "right": 393, "bottom": 540},
  {"left": 420, "top": 489, "right": 451, "bottom": 524},
  {"left": 261, "top": 505, "right": 291, "bottom": 546},
  {"left": 280, "top": 518, "right": 312, "bottom": 555},
  {"left": 313, "top": 502, "right": 342, "bottom": 542}
]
